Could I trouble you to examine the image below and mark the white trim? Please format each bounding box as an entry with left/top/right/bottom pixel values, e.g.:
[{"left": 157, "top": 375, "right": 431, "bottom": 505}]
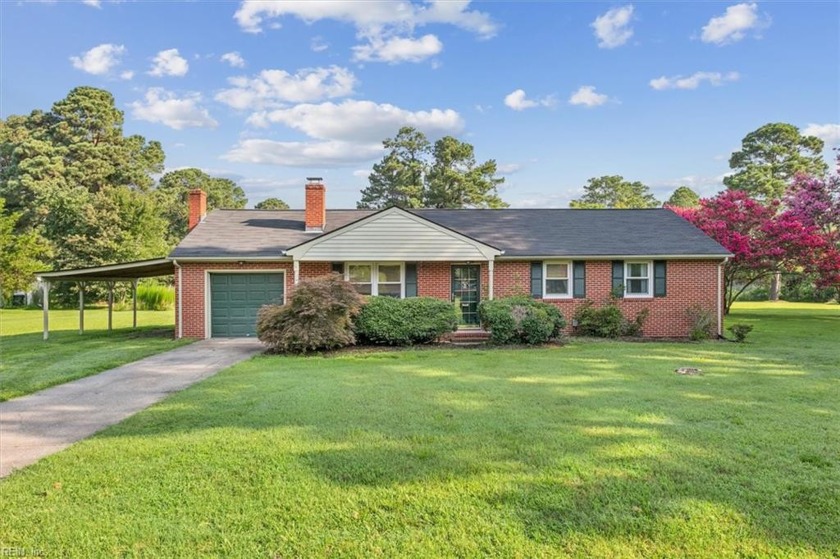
[
  {"left": 204, "top": 269, "right": 287, "bottom": 339},
  {"left": 286, "top": 206, "right": 502, "bottom": 261},
  {"left": 488, "top": 259, "right": 494, "bottom": 300},
  {"left": 343, "top": 262, "right": 405, "bottom": 298},
  {"left": 624, "top": 260, "right": 653, "bottom": 298},
  {"left": 543, "top": 261, "right": 573, "bottom": 299}
]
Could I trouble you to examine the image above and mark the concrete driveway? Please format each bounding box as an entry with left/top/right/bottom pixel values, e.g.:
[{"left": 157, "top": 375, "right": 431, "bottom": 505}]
[{"left": 0, "top": 338, "right": 263, "bottom": 478}]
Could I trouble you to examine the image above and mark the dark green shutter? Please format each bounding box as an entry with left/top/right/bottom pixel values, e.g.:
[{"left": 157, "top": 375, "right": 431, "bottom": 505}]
[
  {"left": 654, "top": 260, "right": 667, "bottom": 297},
  {"left": 530, "top": 262, "right": 543, "bottom": 298},
  {"left": 405, "top": 263, "right": 418, "bottom": 298},
  {"left": 573, "top": 261, "right": 586, "bottom": 298},
  {"left": 612, "top": 261, "right": 624, "bottom": 294},
  {"left": 331, "top": 262, "right": 343, "bottom": 274}
]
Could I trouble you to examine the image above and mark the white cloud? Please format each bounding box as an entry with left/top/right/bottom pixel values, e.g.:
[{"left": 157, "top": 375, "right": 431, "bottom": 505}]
[
  {"left": 353, "top": 34, "right": 443, "bottom": 63},
  {"left": 802, "top": 123, "right": 840, "bottom": 144},
  {"left": 215, "top": 66, "right": 357, "bottom": 110},
  {"left": 503, "top": 89, "right": 555, "bottom": 111},
  {"left": 148, "top": 48, "right": 189, "bottom": 77},
  {"left": 220, "top": 51, "right": 246, "bottom": 68},
  {"left": 82, "top": 0, "right": 101, "bottom": 7},
  {"left": 568, "top": 85, "right": 609, "bottom": 107},
  {"left": 246, "top": 99, "right": 464, "bottom": 143},
  {"left": 70, "top": 43, "right": 125, "bottom": 75},
  {"left": 120, "top": 70, "right": 134, "bottom": 80},
  {"left": 129, "top": 88, "right": 218, "bottom": 130},
  {"left": 701, "top": 3, "right": 768, "bottom": 45},
  {"left": 591, "top": 5, "right": 634, "bottom": 48},
  {"left": 353, "top": 169, "right": 371, "bottom": 179},
  {"left": 233, "top": 0, "right": 498, "bottom": 38},
  {"left": 497, "top": 163, "right": 521, "bottom": 175},
  {"left": 650, "top": 71, "right": 740, "bottom": 90},
  {"left": 311, "top": 36, "right": 329, "bottom": 52},
  {"left": 223, "top": 139, "right": 383, "bottom": 168}
]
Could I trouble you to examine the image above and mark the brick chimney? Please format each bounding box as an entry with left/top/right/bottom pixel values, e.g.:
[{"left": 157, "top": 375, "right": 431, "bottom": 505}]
[
  {"left": 188, "top": 189, "right": 207, "bottom": 232},
  {"left": 305, "top": 178, "right": 326, "bottom": 232}
]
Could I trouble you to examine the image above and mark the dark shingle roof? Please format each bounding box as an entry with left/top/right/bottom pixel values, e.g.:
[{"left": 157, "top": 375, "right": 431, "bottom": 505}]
[{"left": 169, "top": 208, "right": 730, "bottom": 258}]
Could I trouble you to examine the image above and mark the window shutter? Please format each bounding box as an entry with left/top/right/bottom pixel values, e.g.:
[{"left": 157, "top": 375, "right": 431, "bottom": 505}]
[
  {"left": 654, "top": 260, "right": 667, "bottom": 297},
  {"left": 405, "top": 263, "right": 418, "bottom": 298},
  {"left": 530, "top": 262, "right": 543, "bottom": 299},
  {"left": 331, "top": 262, "right": 343, "bottom": 275},
  {"left": 612, "top": 261, "right": 624, "bottom": 295},
  {"left": 573, "top": 261, "right": 586, "bottom": 298}
]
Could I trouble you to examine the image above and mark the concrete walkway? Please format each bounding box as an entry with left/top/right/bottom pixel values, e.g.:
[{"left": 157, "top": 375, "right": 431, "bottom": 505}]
[{"left": 0, "top": 338, "right": 263, "bottom": 478}]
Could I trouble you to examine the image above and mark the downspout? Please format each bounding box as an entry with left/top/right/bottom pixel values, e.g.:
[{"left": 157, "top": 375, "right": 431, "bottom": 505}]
[{"left": 173, "top": 260, "right": 183, "bottom": 339}]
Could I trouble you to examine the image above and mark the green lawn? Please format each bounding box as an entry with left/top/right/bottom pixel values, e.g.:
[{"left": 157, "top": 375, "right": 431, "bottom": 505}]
[
  {"left": 1, "top": 302, "right": 838, "bottom": 557},
  {"left": 0, "top": 308, "right": 190, "bottom": 401}
]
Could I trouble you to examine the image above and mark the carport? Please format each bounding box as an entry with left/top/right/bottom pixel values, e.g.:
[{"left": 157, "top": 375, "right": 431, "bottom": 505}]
[{"left": 36, "top": 258, "right": 175, "bottom": 340}]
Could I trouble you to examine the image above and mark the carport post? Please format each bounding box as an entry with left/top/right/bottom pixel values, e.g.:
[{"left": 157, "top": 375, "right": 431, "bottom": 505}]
[
  {"left": 107, "top": 281, "right": 114, "bottom": 331},
  {"left": 132, "top": 279, "right": 138, "bottom": 329},
  {"left": 79, "top": 281, "right": 85, "bottom": 334},
  {"left": 42, "top": 280, "right": 50, "bottom": 341}
]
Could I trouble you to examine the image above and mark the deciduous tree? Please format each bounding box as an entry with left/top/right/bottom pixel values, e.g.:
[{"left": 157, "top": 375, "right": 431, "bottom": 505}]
[
  {"left": 0, "top": 198, "right": 50, "bottom": 299},
  {"left": 665, "top": 186, "right": 700, "bottom": 208},
  {"left": 254, "top": 197, "right": 290, "bottom": 210},
  {"left": 570, "top": 175, "right": 659, "bottom": 208}
]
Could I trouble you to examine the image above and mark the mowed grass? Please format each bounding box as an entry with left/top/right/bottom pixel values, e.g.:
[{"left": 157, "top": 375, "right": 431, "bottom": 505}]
[
  {"left": 1, "top": 302, "right": 838, "bottom": 557},
  {"left": 0, "top": 308, "right": 189, "bottom": 401}
]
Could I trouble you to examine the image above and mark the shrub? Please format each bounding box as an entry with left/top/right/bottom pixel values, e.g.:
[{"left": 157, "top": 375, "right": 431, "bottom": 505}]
[
  {"left": 478, "top": 296, "right": 566, "bottom": 345},
  {"left": 137, "top": 283, "right": 175, "bottom": 311},
  {"left": 355, "top": 296, "right": 458, "bottom": 345},
  {"left": 686, "top": 304, "right": 714, "bottom": 341},
  {"left": 256, "top": 275, "right": 364, "bottom": 354},
  {"left": 728, "top": 323, "right": 754, "bottom": 343},
  {"left": 574, "top": 299, "right": 648, "bottom": 338}
]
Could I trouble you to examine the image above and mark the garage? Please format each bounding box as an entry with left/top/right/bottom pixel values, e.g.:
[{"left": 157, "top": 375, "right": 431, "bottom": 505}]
[{"left": 209, "top": 273, "right": 284, "bottom": 337}]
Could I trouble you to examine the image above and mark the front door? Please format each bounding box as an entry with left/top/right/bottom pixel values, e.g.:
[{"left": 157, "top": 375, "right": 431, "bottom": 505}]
[{"left": 451, "top": 265, "right": 481, "bottom": 325}]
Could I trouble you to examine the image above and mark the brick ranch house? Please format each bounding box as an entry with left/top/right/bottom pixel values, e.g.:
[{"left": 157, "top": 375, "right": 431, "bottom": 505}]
[{"left": 167, "top": 179, "right": 731, "bottom": 339}]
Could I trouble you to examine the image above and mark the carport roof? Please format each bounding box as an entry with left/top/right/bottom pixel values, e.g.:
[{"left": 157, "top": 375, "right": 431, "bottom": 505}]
[{"left": 36, "top": 258, "right": 174, "bottom": 282}]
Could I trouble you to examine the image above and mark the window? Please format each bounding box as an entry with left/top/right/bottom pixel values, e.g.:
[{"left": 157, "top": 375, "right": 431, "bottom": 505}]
[
  {"left": 377, "top": 264, "right": 402, "bottom": 297},
  {"left": 543, "top": 261, "right": 571, "bottom": 298},
  {"left": 345, "top": 263, "right": 403, "bottom": 297},
  {"left": 348, "top": 264, "right": 372, "bottom": 295},
  {"left": 624, "top": 261, "right": 652, "bottom": 297}
]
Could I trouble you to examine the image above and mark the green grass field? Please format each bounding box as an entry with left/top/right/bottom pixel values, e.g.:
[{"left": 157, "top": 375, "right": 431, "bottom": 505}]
[
  {"left": 1, "top": 302, "right": 838, "bottom": 557},
  {"left": 0, "top": 308, "right": 189, "bottom": 401}
]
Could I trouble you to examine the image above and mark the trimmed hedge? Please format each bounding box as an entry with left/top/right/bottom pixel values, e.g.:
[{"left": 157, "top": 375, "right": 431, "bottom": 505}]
[
  {"left": 256, "top": 275, "right": 364, "bottom": 354},
  {"left": 355, "top": 296, "right": 458, "bottom": 345},
  {"left": 478, "top": 296, "right": 566, "bottom": 345}
]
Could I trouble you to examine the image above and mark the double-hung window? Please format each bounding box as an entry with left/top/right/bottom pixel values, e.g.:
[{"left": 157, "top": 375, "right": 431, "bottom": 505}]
[
  {"left": 543, "top": 261, "right": 572, "bottom": 298},
  {"left": 346, "top": 263, "right": 403, "bottom": 297},
  {"left": 624, "top": 261, "right": 652, "bottom": 297}
]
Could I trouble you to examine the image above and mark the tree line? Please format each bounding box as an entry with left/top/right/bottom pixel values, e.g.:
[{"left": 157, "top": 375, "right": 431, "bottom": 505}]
[
  {"left": 2, "top": 86, "right": 837, "bottom": 308},
  {"left": 0, "top": 87, "right": 257, "bottom": 302}
]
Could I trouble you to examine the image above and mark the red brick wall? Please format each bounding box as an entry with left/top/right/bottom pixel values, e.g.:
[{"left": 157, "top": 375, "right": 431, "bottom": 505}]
[
  {"left": 416, "top": 259, "right": 721, "bottom": 338},
  {"left": 178, "top": 259, "right": 722, "bottom": 339},
  {"left": 493, "top": 260, "right": 721, "bottom": 338}
]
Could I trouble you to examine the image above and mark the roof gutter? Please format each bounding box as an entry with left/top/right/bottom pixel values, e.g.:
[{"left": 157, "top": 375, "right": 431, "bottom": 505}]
[{"left": 495, "top": 254, "right": 732, "bottom": 261}]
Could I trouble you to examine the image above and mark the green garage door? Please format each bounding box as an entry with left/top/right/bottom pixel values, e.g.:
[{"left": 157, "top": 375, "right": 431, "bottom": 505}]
[{"left": 210, "top": 273, "right": 284, "bottom": 337}]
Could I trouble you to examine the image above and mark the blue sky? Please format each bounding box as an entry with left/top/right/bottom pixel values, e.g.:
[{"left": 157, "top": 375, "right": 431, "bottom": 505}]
[{"left": 2, "top": 1, "right": 838, "bottom": 209}]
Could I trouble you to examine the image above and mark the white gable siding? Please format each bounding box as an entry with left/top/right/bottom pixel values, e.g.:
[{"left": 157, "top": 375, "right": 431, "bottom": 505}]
[{"left": 294, "top": 211, "right": 492, "bottom": 261}]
